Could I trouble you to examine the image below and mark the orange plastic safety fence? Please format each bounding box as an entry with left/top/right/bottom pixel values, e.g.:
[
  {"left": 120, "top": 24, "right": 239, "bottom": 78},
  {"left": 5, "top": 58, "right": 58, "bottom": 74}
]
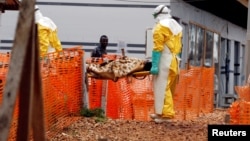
[
  {"left": 229, "top": 84, "right": 250, "bottom": 125},
  {"left": 41, "top": 48, "right": 84, "bottom": 134},
  {"left": 87, "top": 77, "right": 103, "bottom": 109},
  {"left": 229, "top": 101, "right": 240, "bottom": 124},
  {"left": 0, "top": 52, "right": 11, "bottom": 78},
  {"left": 235, "top": 85, "right": 250, "bottom": 101},
  {"left": 175, "top": 66, "right": 214, "bottom": 120},
  {"left": 174, "top": 66, "right": 203, "bottom": 120},
  {"left": 199, "top": 67, "right": 214, "bottom": 114},
  {"left": 130, "top": 75, "right": 154, "bottom": 121},
  {"left": 105, "top": 80, "right": 120, "bottom": 119},
  {"left": 87, "top": 77, "right": 135, "bottom": 120},
  {"left": 0, "top": 47, "right": 84, "bottom": 140},
  {"left": 87, "top": 66, "right": 215, "bottom": 121},
  {"left": 173, "top": 69, "right": 188, "bottom": 120},
  {"left": 0, "top": 75, "right": 6, "bottom": 105},
  {"left": 114, "top": 78, "right": 134, "bottom": 120},
  {"left": 229, "top": 100, "right": 250, "bottom": 124},
  {"left": 0, "top": 52, "right": 18, "bottom": 141},
  {"left": 0, "top": 52, "right": 10, "bottom": 114}
]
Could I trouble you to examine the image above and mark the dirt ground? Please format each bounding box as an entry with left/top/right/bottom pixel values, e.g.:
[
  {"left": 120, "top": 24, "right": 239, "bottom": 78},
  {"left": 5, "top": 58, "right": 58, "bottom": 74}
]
[{"left": 50, "top": 108, "right": 228, "bottom": 141}]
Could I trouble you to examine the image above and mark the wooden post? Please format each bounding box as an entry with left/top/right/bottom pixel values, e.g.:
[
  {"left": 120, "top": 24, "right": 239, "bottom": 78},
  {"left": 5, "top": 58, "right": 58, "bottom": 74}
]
[
  {"left": 31, "top": 24, "right": 46, "bottom": 141},
  {"left": 0, "top": 0, "right": 45, "bottom": 140}
]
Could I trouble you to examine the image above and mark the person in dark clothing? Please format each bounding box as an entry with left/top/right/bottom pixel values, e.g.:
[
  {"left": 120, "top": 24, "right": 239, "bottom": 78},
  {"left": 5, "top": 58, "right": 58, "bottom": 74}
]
[{"left": 91, "top": 35, "right": 109, "bottom": 57}]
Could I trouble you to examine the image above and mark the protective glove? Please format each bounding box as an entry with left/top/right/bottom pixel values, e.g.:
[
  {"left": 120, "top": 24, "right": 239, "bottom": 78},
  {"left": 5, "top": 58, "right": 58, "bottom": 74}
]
[{"left": 150, "top": 51, "right": 161, "bottom": 75}]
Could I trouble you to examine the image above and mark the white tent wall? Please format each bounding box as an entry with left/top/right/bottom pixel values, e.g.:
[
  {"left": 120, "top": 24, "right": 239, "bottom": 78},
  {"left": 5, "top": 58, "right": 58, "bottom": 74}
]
[
  {"left": 0, "top": 0, "right": 171, "bottom": 58},
  {"left": 0, "top": 0, "right": 247, "bottom": 64}
]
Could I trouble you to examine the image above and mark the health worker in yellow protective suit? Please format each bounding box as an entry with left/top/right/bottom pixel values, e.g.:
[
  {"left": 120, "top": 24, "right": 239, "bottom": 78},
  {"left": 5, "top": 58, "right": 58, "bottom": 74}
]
[
  {"left": 35, "top": 6, "right": 63, "bottom": 57},
  {"left": 150, "top": 5, "right": 182, "bottom": 123}
]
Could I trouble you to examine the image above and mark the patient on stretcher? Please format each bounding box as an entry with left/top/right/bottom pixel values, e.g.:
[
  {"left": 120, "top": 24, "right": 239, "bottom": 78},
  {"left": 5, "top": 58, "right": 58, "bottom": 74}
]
[{"left": 86, "top": 54, "right": 151, "bottom": 81}]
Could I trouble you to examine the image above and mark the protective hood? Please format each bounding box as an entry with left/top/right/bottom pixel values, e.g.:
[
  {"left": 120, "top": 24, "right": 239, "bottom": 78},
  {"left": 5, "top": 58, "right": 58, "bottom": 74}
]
[
  {"left": 35, "top": 6, "right": 57, "bottom": 31},
  {"left": 153, "top": 5, "right": 172, "bottom": 22},
  {"left": 35, "top": 6, "right": 43, "bottom": 23}
]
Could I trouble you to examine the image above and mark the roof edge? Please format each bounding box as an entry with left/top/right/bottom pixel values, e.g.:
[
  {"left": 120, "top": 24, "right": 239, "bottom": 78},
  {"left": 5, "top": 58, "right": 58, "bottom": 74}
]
[{"left": 237, "top": 0, "right": 248, "bottom": 8}]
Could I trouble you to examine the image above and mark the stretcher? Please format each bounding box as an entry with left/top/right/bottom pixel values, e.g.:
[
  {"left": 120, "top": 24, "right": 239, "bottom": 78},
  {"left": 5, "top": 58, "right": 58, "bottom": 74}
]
[
  {"left": 87, "top": 70, "right": 150, "bottom": 80},
  {"left": 86, "top": 48, "right": 152, "bottom": 81}
]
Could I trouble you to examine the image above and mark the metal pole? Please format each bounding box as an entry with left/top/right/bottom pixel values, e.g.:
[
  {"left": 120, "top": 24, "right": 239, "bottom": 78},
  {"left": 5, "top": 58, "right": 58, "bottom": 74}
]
[{"left": 245, "top": 1, "right": 250, "bottom": 83}]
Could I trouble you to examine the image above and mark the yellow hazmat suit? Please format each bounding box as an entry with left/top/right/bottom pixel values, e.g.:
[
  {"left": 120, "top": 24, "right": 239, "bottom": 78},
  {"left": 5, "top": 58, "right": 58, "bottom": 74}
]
[
  {"left": 150, "top": 5, "right": 182, "bottom": 121},
  {"left": 35, "top": 6, "right": 62, "bottom": 57}
]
